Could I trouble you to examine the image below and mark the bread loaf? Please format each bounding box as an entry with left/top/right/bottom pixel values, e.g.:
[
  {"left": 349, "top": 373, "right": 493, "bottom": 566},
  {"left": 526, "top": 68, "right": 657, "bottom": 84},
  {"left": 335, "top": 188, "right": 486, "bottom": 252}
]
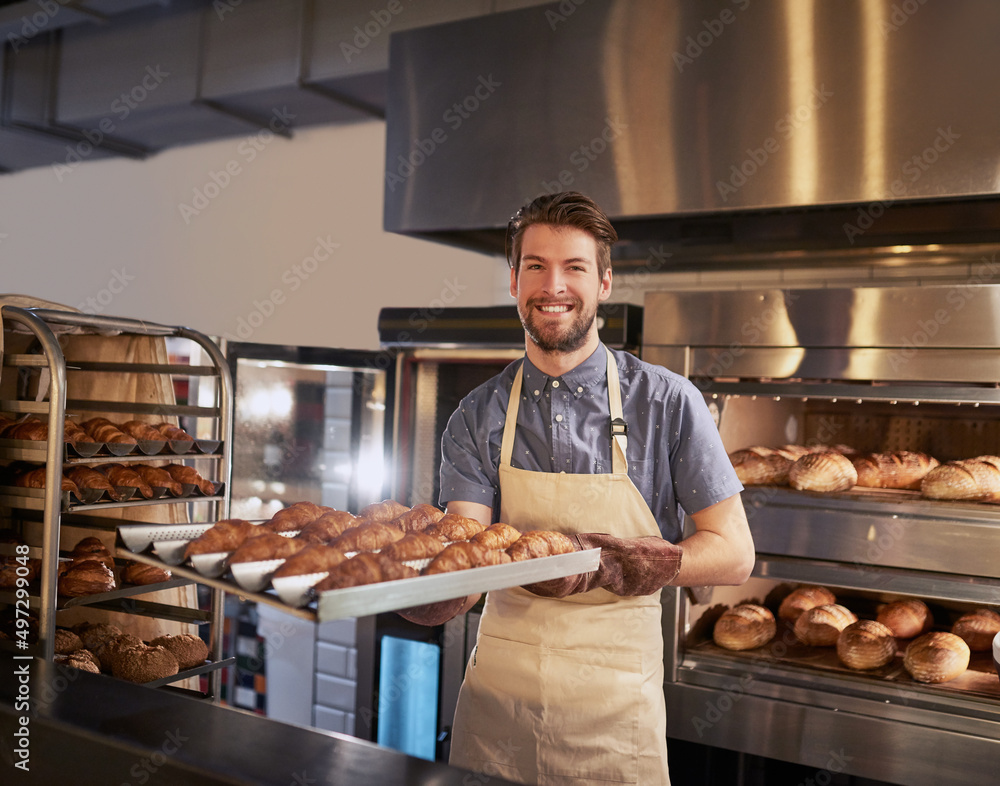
[
  {"left": 903, "top": 631, "right": 970, "bottom": 683},
  {"left": 852, "top": 451, "right": 939, "bottom": 490},
  {"left": 876, "top": 599, "right": 933, "bottom": 639},
  {"left": 789, "top": 452, "right": 858, "bottom": 493},
  {"left": 951, "top": 609, "right": 1000, "bottom": 651},
  {"left": 778, "top": 586, "right": 837, "bottom": 623},
  {"left": 713, "top": 604, "right": 776, "bottom": 651},
  {"left": 921, "top": 456, "right": 1000, "bottom": 502},
  {"left": 112, "top": 644, "right": 179, "bottom": 683},
  {"left": 149, "top": 633, "right": 209, "bottom": 670},
  {"left": 793, "top": 604, "right": 857, "bottom": 646},
  {"left": 836, "top": 619, "right": 897, "bottom": 670}
]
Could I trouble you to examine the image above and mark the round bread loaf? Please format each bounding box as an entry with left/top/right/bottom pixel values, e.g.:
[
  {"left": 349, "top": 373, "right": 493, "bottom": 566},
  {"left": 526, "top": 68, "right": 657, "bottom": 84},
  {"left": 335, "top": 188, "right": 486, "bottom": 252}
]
[
  {"left": 713, "top": 604, "right": 776, "bottom": 651},
  {"left": 904, "top": 632, "right": 970, "bottom": 683},
  {"left": 788, "top": 451, "right": 858, "bottom": 493},
  {"left": 794, "top": 604, "right": 857, "bottom": 646},
  {"left": 56, "top": 651, "right": 101, "bottom": 674},
  {"left": 53, "top": 628, "right": 83, "bottom": 655},
  {"left": 876, "top": 599, "right": 933, "bottom": 639},
  {"left": 150, "top": 633, "right": 209, "bottom": 670},
  {"left": 951, "top": 609, "right": 1000, "bottom": 652},
  {"left": 112, "top": 644, "right": 179, "bottom": 683},
  {"left": 101, "top": 633, "right": 144, "bottom": 673},
  {"left": 778, "top": 586, "right": 837, "bottom": 623},
  {"left": 837, "top": 619, "right": 897, "bottom": 670},
  {"left": 75, "top": 622, "right": 122, "bottom": 656}
]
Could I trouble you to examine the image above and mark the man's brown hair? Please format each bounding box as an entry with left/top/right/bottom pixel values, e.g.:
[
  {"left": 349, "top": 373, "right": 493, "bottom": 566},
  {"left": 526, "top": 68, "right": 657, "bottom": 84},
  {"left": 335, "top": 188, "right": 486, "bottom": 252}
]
[{"left": 506, "top": 191, "right": 618, "bottom": 279}]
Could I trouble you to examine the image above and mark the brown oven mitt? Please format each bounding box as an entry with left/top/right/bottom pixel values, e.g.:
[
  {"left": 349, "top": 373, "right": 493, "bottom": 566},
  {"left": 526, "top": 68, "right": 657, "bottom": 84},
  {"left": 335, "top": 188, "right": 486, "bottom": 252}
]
[
  {"left": 523, "top": 533, "right": 683, "bottom": 598},
  {"left": 396, "top": 594, "right": 479, "bottom": 626}
]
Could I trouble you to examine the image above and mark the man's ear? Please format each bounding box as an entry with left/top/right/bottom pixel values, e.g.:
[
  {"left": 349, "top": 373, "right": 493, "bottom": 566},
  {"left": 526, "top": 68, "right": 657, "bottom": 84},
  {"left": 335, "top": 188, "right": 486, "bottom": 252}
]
[
  {"left": 509, "top": 264, "right": 518, "bottom": 298},
  {"left": 598, "top": 267, "right": 613, "bottom": 301}
]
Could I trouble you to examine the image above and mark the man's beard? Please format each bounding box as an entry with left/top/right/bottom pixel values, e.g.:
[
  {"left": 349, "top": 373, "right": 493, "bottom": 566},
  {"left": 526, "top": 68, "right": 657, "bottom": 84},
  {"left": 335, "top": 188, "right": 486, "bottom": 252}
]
[{"left": 519, "top": 296, "right": 597, "bottom": 354}]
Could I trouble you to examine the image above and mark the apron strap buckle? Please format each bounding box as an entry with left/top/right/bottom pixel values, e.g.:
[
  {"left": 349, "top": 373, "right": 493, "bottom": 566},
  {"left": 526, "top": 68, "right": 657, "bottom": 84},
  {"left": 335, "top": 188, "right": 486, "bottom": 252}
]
[{"left": 609, "top": 417, "right": 628, "bottom": 439}]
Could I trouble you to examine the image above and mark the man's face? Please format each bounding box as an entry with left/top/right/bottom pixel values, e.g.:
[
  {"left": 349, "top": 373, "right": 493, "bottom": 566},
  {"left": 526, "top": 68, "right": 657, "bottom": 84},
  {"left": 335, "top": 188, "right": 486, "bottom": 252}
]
[{"left": 510, "top": 223, "right": 612, "bottom": 354}]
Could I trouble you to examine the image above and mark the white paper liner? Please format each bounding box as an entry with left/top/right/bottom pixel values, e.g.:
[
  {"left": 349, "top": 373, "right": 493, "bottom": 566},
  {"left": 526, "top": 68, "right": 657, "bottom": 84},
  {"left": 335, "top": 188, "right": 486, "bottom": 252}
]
[
  {"left": 189, "top": 551, "right": 229, "bottom": 578},
  {"left": 230, "top": 559, "right": 286, "bottom": 592},
  {"left": 271, "top": 572, "right": 328, "bottom": 607}
]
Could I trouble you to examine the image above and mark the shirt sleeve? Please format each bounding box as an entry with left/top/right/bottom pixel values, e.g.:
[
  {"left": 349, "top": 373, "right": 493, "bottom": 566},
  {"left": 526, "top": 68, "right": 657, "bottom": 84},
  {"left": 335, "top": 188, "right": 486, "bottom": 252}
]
[
  {"left": 438, "top": 399, "right": 499, "bottom": 511},
  {"left": 669, "top": 380, "right": 744, "bottom": 514}
]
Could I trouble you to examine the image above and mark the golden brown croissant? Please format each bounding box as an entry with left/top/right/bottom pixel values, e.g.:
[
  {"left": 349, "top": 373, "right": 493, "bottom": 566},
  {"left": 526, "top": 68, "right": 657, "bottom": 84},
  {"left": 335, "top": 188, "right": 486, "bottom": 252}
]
[
  {"left": 97, "top": 463, "right": 155, "bottom": 498},
  {"left": 424, "top": 513, "right": 487, "bottom": 542},
  {"left": 470, "top": 522, "right": 522, "bottom": 550},
  {"left": 852, "top": 451, "right": 939, "bottom": 490},
  {"left": 424, "top": 541, "right": 504, "bottom": 574},
  {"left": 154, "top": 422, "right": 195, "bottom": 442},
  {"left": 131, "top": 465, "right": 183, "bottom": 496},
  {"left": 331, "top": 523, "right": 406, "bottom": 553},
  {"left": 123, "top": 560, "right": 172, "bottom": 585},
  {"left": 229, "top": 532, "right": 309, "bottom": 564},
  {"left": 506, "top": 530, "right": 575, "bottom": 561},
  {"left": 65, "top": 466, "right": 121, "bottom": 500},
  {"left": 389, "top": 504, "right": 445, "bottom": 532},
  {"left": 358, "top": 499, "right": 410, "bottom": 523},
  {"left": 272, "top": 544, "right": 349, "bottom": 578},
  {"left": 183, "top": 519, "right": 257, "bottom": 558},
  {"left": 266, "top": 501, "right": 328, "bottom": 532},
  {"left": 161, "top": 463, "right": 215, "bottom": 496},
  {"left": 58, "top": 560, "right": 115, "bottom": 596},
  {"left": 295, "top": 511, "right": 360, "bottom": 544},
  {"left": 921, "top": 456, "right": 1000, "bottom": 502},
  {"left": 120, "top": 420, "right": 167, "bottom": 442},
  {"left": 381, "top": 532, "right": 446, "bottom": 562},
  {"left": 82, "top": 418, "right": 137, "bottom": 445},
  {"left": 63, "top": 419, "right": 90, "bottom": 444},
  {"left": 14, "top": 467, "right": 81, "bottom": 496},
  {"left": 4, "top": 419, "right": 48, "bottom": 441},
  {"left": 313, "top": 552, "right": 418, "bottom": 591}
]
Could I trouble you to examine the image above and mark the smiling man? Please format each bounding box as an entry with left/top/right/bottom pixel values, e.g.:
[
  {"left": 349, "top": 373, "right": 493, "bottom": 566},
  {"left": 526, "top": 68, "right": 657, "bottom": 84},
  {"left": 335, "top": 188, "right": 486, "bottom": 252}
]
[{"left": 402, "top": 191, "right": 754, "bottom": 785}]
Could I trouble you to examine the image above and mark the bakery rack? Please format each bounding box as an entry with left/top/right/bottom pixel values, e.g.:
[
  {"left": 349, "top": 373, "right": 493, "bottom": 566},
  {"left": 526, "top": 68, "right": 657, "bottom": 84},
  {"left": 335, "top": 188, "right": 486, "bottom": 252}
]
[{"left": 0, "top": 305, "right": 233, "bottom": 699}]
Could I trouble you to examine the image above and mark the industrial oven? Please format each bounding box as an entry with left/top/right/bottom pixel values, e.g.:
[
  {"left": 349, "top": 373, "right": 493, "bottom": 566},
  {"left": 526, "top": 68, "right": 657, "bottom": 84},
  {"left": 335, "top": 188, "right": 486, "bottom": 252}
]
[{"left": 644, "top": 285, "right": 1000, "bottom": 786}]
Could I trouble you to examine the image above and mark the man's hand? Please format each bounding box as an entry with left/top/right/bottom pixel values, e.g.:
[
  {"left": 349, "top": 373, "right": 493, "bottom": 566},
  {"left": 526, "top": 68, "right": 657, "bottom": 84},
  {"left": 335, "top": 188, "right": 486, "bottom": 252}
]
[{"left": 523, "top": 533, "right": 682, "bottom": 598}]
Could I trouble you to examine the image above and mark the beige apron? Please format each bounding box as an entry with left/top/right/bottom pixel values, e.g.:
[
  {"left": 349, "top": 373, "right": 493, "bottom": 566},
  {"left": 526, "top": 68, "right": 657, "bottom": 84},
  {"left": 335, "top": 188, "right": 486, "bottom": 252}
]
[{"left": 450, "top": 347, "right": 670, "bottom": 785}]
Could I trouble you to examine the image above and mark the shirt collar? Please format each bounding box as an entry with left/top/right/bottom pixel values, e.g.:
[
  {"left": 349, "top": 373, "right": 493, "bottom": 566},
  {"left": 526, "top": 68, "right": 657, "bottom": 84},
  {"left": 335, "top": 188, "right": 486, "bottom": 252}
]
[{"left": 521, "top": 343, "right": 607, "bottom": 401}]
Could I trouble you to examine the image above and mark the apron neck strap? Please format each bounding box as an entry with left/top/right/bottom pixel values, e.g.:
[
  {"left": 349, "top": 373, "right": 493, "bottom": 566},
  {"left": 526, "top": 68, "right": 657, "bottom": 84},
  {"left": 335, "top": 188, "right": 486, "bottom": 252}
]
[{"left": 500, "top": 348, "right": 628, "bottom": 473}]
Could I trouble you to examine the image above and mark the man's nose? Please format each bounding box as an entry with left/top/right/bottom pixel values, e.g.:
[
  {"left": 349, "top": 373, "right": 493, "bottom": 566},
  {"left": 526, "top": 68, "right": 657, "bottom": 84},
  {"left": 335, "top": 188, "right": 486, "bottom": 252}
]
[{"left": 542, "top": 268, "right": 566, "bottom": 295}]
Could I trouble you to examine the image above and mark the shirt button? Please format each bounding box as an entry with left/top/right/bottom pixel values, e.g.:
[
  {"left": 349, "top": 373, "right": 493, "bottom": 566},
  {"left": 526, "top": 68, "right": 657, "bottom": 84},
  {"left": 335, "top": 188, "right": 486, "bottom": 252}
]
[
  {"left": 533, "top": 390, "right": 540, "bottom": 396},
  {"left": 577, "top": 386, "right": 583, "bottom": 393},
  {"left": 552, "top": 380, "right": 560, "bottom": 388},
  {"left": 555, "top": 414, "right": 563, "bottom": 422}
]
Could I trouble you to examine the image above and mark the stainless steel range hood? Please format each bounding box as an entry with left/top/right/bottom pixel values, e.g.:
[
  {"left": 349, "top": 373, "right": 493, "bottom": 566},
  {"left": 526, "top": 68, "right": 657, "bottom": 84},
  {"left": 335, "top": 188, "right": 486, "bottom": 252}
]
[{"left": 383, "top": 0, "right": 1000, "bottom": 262}]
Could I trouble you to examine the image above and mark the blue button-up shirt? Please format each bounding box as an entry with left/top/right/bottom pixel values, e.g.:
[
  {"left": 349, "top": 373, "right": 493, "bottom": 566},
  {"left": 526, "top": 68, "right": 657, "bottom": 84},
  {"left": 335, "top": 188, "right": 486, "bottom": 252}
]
[{"left": 439, "top": 344, "right": 743, "bottom": 542}]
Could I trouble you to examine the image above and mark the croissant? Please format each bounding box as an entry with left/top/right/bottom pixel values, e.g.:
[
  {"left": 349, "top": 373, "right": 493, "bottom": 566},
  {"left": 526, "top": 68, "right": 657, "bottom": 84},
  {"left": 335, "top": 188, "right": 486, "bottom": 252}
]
[
  {"left": 123, "top": 560, "right": 172, "bottom": 585},
  {"left": 295, "top": 511, "right": 360, "bottom": 544},
  {"left": 470, "top": 522, "right": 522, "bottom": 550},
  {"left": 154, "top": 422, "right": 195, "bottom": 442},
  {"left": 852, "top": 451, "right": 939, "bottom": 490},
  {"left": 921, "top": 456, "right": 1000, "bottom": 502},
  {"left": 120, "top": 420, "right": 167, "bottom": 442},
  {"left": 381, "top": 532, "right": 446, "bottom": 562},
  {"left": 82, "top": 418, "right": 137, "bottom": 445},
  {"left": 63, "top": 419, "right": 91, "bottom": 444},
  {"left": 313, "top": 552, "right": 418, "bottom": 591},
  {"left": 4, "top": 419, "right": 48, "bottom": 441},
  {"left": 788, "top": 451, "right": 858, "bottom": 493},
  {"left": 161, "top": 463, "right": 215, "bottom": 496},
  {"left": 272, "top": 544, "right": 349, "bottom": 578},
  {"left": 424, "top": 541, "right": 510, "bottom": 574},
  {"left": 264, "top": 501, "right": 329, "bottom": 533},
  {"left": 183, "top": 519, "right": 257, "bottom": 558},
  {"left": 358, "top": 499, "right": 410, "bottom": 523},
  {"left": 65, "top": 466, "right": 121, "bottom": 500},
  {"left": 506, "top": 530, "right": 575, "bottom": 561},
  {"left": 229, "top": 532, "right": 308, "bottom": 564},
  {"left": 98, "top": 463, "right": 154, "bottom": 498},
  {"left": 58, "top": 560, "right": 115, "bottom": 597},
  {"left": 331, "top": 523, "right": 406, "bottom": 553},
  {"left": 389, "top": 503, "right": 445, "bottom": 532},
  {"left": 425, "top": 513, "right": 487, "bottom": 542},
  {"left": 131, "top": 465, "right": 183, "bottom": 495},
  {"left": 14, "top": 467, "right": 80, "bottom": 496}
]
